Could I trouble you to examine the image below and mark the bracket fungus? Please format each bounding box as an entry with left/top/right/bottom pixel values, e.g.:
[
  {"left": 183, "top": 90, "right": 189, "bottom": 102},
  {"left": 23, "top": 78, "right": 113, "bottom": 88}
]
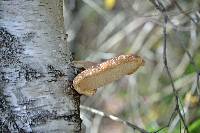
[{"left": 73, "top": 54, "right": 144, "bottom": 96}]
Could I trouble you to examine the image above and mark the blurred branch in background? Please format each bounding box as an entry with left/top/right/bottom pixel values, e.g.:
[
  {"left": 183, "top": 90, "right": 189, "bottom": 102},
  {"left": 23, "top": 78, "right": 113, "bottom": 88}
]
[
  {"left": 80, "top": 105, "right": 149, "bottom": 133},
  {"left": 163, "top": 14, "right": 188, "bottom": 132},
  {"left": 64, "top": 0, "right": 200, "bottom": 132}
]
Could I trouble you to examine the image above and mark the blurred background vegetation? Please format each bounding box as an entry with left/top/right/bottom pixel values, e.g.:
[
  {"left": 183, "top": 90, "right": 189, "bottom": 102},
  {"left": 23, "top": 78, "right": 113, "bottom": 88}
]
[{"left": 64, "top": 0, "right": 200, "bottom": 132}]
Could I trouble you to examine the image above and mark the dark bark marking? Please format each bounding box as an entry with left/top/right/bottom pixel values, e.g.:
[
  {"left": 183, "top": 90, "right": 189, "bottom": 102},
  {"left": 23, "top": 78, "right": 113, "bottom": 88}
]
[
  {"left": 0, "top": 119, "right": 9, "bottom": 132},
  {"left": 22, "top": 65, "right": 45, "bottom": 82},
  {"left": 21, "top": 32, "right": 36, "bottom": 42},
  {"left": 0, "top": 73, "right": 24, "bottom": 132},
  {"left": 65, "top": 65, "right": 82, "bottom": 131},
  {"left": 0, "top": 27, "right": 24, "bottom": 65},
  {"left": 0, "top": 28, "right": 44, "bottom": 84},
  {"left": 0, "top": 28, "right": 65, "bottom": 132},
  {"left": 0, "top": 28, "right": 82, "bottom": 132},
  {"left": 29, "top": 109, "right": 81, "bottom": 126},
  {"left": 47, "top": 65, "right": 66, "bottom": 82},
  {"left": 0, "top": 65, "right": 45, "bottom": 84}
]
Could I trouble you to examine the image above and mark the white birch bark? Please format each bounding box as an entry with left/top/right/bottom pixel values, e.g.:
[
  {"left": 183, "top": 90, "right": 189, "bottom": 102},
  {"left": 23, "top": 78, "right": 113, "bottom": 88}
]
[{"left": 0, "top": 0, "right": 81, "bottom": 132}]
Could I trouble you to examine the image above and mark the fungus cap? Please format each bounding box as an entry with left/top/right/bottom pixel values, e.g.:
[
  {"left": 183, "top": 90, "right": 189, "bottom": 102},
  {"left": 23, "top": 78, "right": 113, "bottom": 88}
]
[{"left": 73, "top": 54, "right": 144, "bottom": 96}]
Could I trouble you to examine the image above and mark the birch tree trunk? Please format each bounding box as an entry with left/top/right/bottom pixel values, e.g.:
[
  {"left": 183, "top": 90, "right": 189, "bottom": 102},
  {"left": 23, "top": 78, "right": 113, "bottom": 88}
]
[{"left": 0, "top": 0, "right": 81, "bottom": 132}]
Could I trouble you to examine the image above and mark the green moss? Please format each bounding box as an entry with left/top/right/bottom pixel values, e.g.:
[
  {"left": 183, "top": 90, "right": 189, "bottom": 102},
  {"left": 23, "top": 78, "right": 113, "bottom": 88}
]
[
  {"left": 185, "top": 51, "right": 200, "bottom": 74},
  {"left": 189, "top": 119, "right": 200, "bottom": 133}
]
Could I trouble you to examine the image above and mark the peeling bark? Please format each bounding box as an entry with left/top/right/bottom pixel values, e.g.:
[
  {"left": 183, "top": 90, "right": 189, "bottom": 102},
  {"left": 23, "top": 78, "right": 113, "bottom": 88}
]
[{"left": 0, "top": 0, "right": 81, "bottom": 132}]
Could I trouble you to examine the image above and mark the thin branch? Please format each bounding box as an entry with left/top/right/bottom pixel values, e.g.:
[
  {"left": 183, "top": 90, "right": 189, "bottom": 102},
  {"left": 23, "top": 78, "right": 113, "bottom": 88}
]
[
  {"left": 149, "top": 1, "right": 190, "bottom": 131},
  {"left": 162, "top": 14, "right": 189, "bottom": 132},
  {"left": 149, "top": 0, "right": 166, "bottom": 12},
  {"left": 172, "top": 0, "right": 198, "bottom": 26},
  {"left": 197, "top": 72, "right": 200, "bottom": 93},
  {"left": 148, "top": 0, "right": 198, "bottom": 32},
  {"left": 151, "top": 108, "right": 177, "bottom": 133},
  {"left": 81, "top": 105, "right": 181, "bottom": 133},
  {"left": 80, "top": 105, "right": 149, "bottom": 133},
  {"left": 149, "top": 0, "right": 198, "bottom": 26}
]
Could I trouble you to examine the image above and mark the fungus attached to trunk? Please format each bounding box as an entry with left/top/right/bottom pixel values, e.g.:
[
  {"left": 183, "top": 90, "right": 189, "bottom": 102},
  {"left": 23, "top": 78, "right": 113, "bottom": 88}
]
[{"left": 73, "top": 54, "right": 144, "bottom": 96}]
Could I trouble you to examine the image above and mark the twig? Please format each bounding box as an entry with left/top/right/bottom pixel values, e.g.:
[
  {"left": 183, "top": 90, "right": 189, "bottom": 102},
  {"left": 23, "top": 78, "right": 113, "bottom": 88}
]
[
  {"left": 149, "top": 0, "right": 165, "bottom": 12},
  {"left": 149, "top": 1, "right": 190, "bottom": 132},
  {"left": 197, "top": 72, "right": 200, "bottom": 93},
  {"left": 148, "top": 0, "right": 198, "bottom": 32},
  {"left": 80, "top": 105, "right": 149, "bottom": 133},
  {"left": 162, "top": 14, "right": 189, "bottom": 132},
  {"left": 81, "top": 105, "right": 181, "bottom": 133},
  {"left": 151, "top": 108, "right": 177, "bottom": 133},
  {"left": 172, "top": 0, "right": 198, "bottom": 26}
]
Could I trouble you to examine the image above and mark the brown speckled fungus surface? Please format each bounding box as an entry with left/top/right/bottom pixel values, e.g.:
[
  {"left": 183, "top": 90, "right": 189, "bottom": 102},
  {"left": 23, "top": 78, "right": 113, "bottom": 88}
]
[{"left": 73, "top": 54, "right": 145, "bottom": 96}]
